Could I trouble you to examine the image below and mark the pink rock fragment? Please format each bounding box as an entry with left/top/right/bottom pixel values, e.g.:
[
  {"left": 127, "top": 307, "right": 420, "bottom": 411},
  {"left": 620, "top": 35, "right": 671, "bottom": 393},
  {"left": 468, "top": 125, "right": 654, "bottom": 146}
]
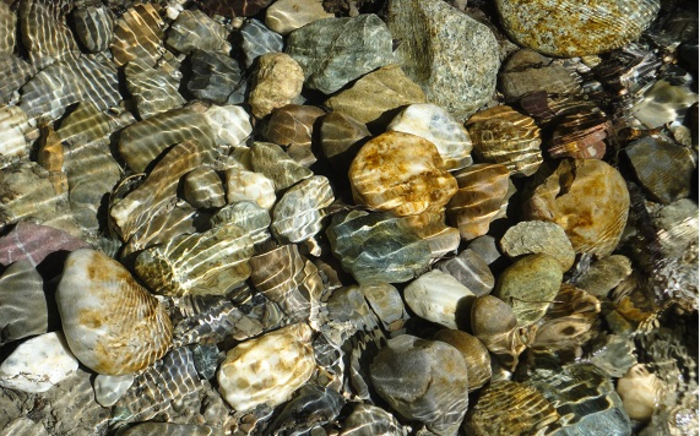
[{"left": 0, "top": 222, "right": 89, "bottom": 267}]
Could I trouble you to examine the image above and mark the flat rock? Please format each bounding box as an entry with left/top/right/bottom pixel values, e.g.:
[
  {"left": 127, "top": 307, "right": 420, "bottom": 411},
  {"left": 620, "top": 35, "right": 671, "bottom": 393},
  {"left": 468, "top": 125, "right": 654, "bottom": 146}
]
[
  {"left": 387, "top": 0, "right": 500, "bottom": 120},
  {"left": 498, "top": 49, "right": 581, "bottom": 102},
  {"left": 0, "top": 261, "right": 47, "bottom": 346},
  {"left": 285, "top": 14, "right": 394, "bottom": 94},
  {"left": 250, "top": 142, "right": 313, "bottom": 191},
  {"left": 0, "top": 332, "right": 78, "bottom": 393},
  {"left": 370, "top": 335, "right": 469, "bottom": 436},
  {"left": 265, "top": 0, "right": 333, "bottom": 35},
  {"left": 0, "top": 222, "right": 88, "bottom": 267},
  {"left": 624, "top": 136, "right": 696, "bottom": 204},
  {"left": 494, "top": 254, "right": 563, "bottom": 327},
  {"left": 500, "top": 220, "right": 575, "bottom": 271},
  {"left": 495, "top": 0, "right": 660, "bottom": 57},
  {"left": 324, "top": 64, "right": 426, "bottom": 127}
]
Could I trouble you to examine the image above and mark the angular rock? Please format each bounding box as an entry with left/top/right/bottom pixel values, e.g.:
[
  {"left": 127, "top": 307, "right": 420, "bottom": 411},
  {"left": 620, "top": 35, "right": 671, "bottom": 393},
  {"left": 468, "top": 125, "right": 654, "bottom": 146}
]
[
  {"left": 498, "top": 49, "right": 581, "bottom": 103},
  {"left": 286, "top": 14, "right": 394, "bottom": 94},
  {"left": 436, "top": 248, "right": 495, "bottom": 297},
  {"left": 0, "top": 222, "right": 88, "bottom": 267},
  {"left": 387, "top": 0, "right": 500, "bottom": 120},
  {"left": 324, "top": 64, "right": 426, "bottom": 127},
  {"left": 263, "top": 104, "right": 326, "bottom": 148},
  {"left": 271, "top": 175, "right": 334, "bottom": 244},
  {"left": 370, "top": 335, "right": 469, "bottom": 436},
  {"left": 250, "top": 142, "right": 313, "bottom": 191},
  {"left": 319, "top": 112, "right": 371, "bottom": 175},
  {"left": 188, "top": 49, "right": 246, "bottom": 105},
  {"left": 239, "top": 18, "right": 284, "bottom": 68},
  {"left": 574, "top": 255, "right": 633, "bottom": 297},
  {"left": 0, "top": 332, "right": 78, "bottom": 393},
  {"left": 125, "top": 59, "right": 186, "bottom": 120},
  {"left": 166, "top": 9, "right": 230, "bottom": 55},
  {"left": 500, "top": 220, "right": 576, "bottom": 271}
]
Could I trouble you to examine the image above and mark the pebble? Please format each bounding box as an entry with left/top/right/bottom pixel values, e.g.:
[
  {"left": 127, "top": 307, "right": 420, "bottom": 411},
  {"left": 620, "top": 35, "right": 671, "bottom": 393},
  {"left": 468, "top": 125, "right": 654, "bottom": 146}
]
[
  {"left": 0, "top": 104, "right": 35, "bottom": 161},
  {"left": 522, "top": 159, "right": 630, "bottom": 258},
  {"left": 285, "top": 14, "right": 394, "bottom": 94},
  {"left": 369, "top": 335, "right": 470, "bottom": 436},
  {"left": 263, "top": 104, "right": 326, "bottom": 148},
  {"left": 93, "top": 374, "right": 134, "bottom": 407},
  {"left": 217, "top": 323, "right": 315, "bottom": 412},
  {"left": 265, "top": 0, "right": 334, "bottom": 35},
  {"left": 471, "top": 295, "right": 529, "bottom": 371},
  {"left": 623, "top": 136, "right": 696, "bottom": 204},
  {"left": 616, "top": 364, "right": 662, "bottom": 422},
  {"left": 324, "top": 64, "right": 427, "bottom": 127},
  {"left": 387, "top": 0, "right": 500, "bottom": 120},
  {"left": 494, "top": 254, "right": 563, "bottom": 327},
  {"left": 56, "top": 249, "right": 172, "bottom": 375},
  {"left": 436, "top": 248, "right": 495, "bottom": 297},
  {"left": 249, "top": 141, "right": 313, "bottom": 191},
  {"left": 182, "top": 167, "right": 226, "bottom": 209},
  {"left": 0, "top": 261, "right": 47, "bottom": 346},
  {"left": 0, "top": 332, "right": 78, "bottom": 393},
  {"left": 360, "top": 283, "right": 408, "bottom": 332},
  {"left": 467, "top": 235, "right": 502, "bottom": 266},
  {"left": 404, "top": 269, "right": 477, "bottom": 330},
  {"left": 271, "top": 175, "right": 335, "bottom": 244},
  {"left": 446, "top": 163, "right": 512, "bottom": 241},
  {"left": 574, "top": 255, "right": 633, "bottom": 297},
  {"left": 631, "top": 79, "right": 698, "bottom": 128},
  {"left": 341, "top": 403, "right": 407, "bottom": 436},
  {"left": 499, "top": 220, "right": 576, "bottom": 271},
  {"left": 223, "top": 167, "right": 277, "bottom": 210},
  {"left": 495, "top": 0, "right": 660, "bottom": 57},
  {"left": 433, "top": 329, "right": 492, "bottom": 392},
  {"left": 349, "top": 131, "right": 457, "bottom": 217},
  {"left": 165, "top": 9, "right": 230, "bottom": 55},
  {"left": 188, "top": 49, "right": 246, "bottom": 105},
  {"left": 326, "top": 210, "right": 432, "bottom": 284},
  {"left": 387, "top": 103, "right": 473, "bottom": 171},
  {"left": 121, "top": 423, "right": 223, "bottom": 436},
  {"left": 248, "top": 52, "right": 304, "bottom": 119},
  {"left": 238, "top": 18, "right": 283, "bottom": 68},
  {"left": 201, "top": 104, "right": 252, "bottom": 148}
]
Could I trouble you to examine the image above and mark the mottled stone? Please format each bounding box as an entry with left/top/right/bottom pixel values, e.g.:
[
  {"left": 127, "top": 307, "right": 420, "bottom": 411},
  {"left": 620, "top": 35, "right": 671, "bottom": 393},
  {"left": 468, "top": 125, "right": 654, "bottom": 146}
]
[
  {"left": 285, "top": 14, "right": 394, "bottom": 94},
  {"left": 498, "top": 49, "right": 581, "bottom": 102},
  {"left": 496, "top": 0, "right": 660, "bottom": 57},
  {"left": 522, "top": 159, "right": 630, "bottom": 258},
  {"left": 250, "top": 142, "right": 313, "bottom": 191},
  {"left": 249, "top": 52, "right": 304, "bottom": 119},
  {"left": 265, "top": 0, "right": 334, "bottom": 35},
  {"left": 494, "top": 254, "right": 563, "bottom": 327},
  {"left": 324, "top": 64, "right": 426, "bottom": 127},
  {"left": 624, "top": 137, "right": 696, "bottom": 204},
  {"left": 436, "top": 248, "right": 495, "bottom": 297},
  {"left": 387, "top": 103, "right": 473, "bottom": 171},
  {"left": 0, "top": 332, "right": 78, "bottom": 393},
  {"left": 223, "top": 167, "right": 277, "bottom": 210},
  {"left": 349, "top": 131, "right": 457, "bottom": 216},
  {"left": 370, "top": 335, "right": 469, "bottom": 436},
  {"left": 217, "top": 323, "right": 315, "bottom": 412},
  {"left": 404, "top": 270, "right": 476, "bottom": 329},
  {"left": 500, "top": 220, "right": 575, "bottom": 271},
  {"left": 272, "top": 175, "right": 334, "bottom": 244},
  {"left": 574, "top": 255, "right": 633, "bottom": 297},
  {"left": 56, "top": 249, "right": 172, "bottom": 375},
  {"left": 387, "top": 0, "right": 500, "bottom": 120},
  {"left": 239, "top": 18, "right": 284, "bottom": 68},
  {"left": 202, "top": 104, "right": 252, "bottom": 147},
  {"left": 326, "top": 210, "right": 432, "bottom": 284},
  {"left": 125, "top": 59, "right": 185, "bottom": 119},
  {"left": 182, "top": 167, "right": 226, "bottom": 209},
  {"left": 434, "top": 329, "right": 492, "bottom": 392},
  {"left": 0, "top": 261, "right": 46, "bottom": 346},
  {"left": 319, "top": 112, "right": 371, "bottom": 174}
]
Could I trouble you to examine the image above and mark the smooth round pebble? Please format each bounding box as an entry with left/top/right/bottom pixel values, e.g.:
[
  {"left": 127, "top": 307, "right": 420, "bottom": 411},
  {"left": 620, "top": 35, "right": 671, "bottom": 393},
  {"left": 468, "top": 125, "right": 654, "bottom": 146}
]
[{"left": 404, "top": 269, "right": 476, "bottom": 330}]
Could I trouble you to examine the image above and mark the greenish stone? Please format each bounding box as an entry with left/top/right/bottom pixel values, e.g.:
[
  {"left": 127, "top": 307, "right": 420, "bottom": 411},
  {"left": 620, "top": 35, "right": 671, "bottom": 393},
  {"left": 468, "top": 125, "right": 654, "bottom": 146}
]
[
  {"left": 494, "top": 254, "right": 563, "bottom": 327},
  {"left": 250, "top": 141, "right": 313, "bottom": 191},
  {"left": 285, "top": 14, "right": 394, "bottom": 95},
  {"left": 326, "top": 210, "right": 432, "bottom": 284}
]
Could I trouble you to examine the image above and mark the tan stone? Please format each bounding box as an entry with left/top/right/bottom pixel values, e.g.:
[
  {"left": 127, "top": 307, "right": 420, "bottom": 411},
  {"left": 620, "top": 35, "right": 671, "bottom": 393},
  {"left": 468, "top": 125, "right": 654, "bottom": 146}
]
[{"left": 249, "top": 52, "right": 304, "bottom": 118}]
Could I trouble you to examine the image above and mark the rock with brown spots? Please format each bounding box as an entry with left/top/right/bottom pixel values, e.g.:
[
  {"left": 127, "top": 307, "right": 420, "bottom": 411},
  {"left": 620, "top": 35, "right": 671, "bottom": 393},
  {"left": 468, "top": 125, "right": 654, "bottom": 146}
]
[
  {"left": 248, "top": 52, "right": 304, "bottom": 119},
  {"left": 56, "top": 249, "right": 172, "bottom": 375},
  {"left": 349, "top": 131, "right": 457, "bottom": 217},
  {"left": 217, "top": 323, "right": 315, "bottom": 412},
  {"left": 522, "top": 159, "right": 630, "bottom": 258},
  {"left": 495, "top": 0, "right": 660, "bottom": 57}
]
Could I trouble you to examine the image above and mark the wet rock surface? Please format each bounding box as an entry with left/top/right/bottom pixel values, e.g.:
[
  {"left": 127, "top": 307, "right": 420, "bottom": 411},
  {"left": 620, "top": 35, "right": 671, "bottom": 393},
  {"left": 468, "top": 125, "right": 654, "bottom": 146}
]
[{"left": 0, "top": 1, "right": 697, "bottom": 435}]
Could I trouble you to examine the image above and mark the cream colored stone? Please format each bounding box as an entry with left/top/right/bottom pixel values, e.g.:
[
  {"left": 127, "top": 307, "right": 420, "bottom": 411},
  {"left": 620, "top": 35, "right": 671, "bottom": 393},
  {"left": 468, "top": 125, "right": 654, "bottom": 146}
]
[
  {"left": 249, "top": 52, "right": 304, "bottom": 118},
  {"left": 203, "top": 104, "right": 252, "bottom": 147},
  {"left": 404, "top": 269, "right": 477, "bottom": 329},
  {"left": 217, "top": 323, "right": 315, "bottom": 412},
  {"left": 224, "top": 167, "right": 277, "bottom": 210},
  {"left": 265, "top": 0, "right": 334, "bottom": 35}
]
